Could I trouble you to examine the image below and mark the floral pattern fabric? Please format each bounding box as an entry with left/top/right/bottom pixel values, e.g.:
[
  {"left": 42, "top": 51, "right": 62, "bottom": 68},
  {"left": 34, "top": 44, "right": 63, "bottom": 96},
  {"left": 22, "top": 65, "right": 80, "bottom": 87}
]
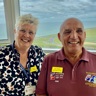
[{"left": 0, "top": 42, "right": 45, "bottom": 96}]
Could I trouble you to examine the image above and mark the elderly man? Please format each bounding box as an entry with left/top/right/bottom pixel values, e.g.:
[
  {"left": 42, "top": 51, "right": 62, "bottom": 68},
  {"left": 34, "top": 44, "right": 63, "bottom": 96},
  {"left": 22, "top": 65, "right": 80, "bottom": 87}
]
[{"left": 36, "top": 18, "right": 96, "bottom": 96}]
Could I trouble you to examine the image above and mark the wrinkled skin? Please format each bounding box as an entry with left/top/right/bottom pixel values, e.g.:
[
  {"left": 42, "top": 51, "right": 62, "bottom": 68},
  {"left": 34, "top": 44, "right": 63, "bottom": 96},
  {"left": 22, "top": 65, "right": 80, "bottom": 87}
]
[{"left": 58, "top": 18, "right": 86, "bottom": 64}]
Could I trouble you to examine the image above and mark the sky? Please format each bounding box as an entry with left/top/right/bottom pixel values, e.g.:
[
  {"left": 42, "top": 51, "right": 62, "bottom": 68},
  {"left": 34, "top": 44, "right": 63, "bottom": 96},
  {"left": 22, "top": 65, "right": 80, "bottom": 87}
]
[
  {"left": 20, "top": 0, "right": 96, "bottom": 23},
  {"left": 0, "top": 0, "right": 96, "bottom": 37},
  {"left": 19, "top": 0, "right": 96, "bottom": 36}
]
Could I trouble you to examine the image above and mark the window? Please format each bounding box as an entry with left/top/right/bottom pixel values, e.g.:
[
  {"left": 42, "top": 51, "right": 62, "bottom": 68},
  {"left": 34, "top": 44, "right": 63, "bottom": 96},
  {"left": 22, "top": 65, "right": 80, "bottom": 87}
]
[
  {"left": 0, "top": 0, "right": 7, "bottom": 40},
  {"left": 0, "top": 0, "right": 20, "bottom": 44},
  {"left": 20, "top": 0, "right": 96, "bottom": 52}
]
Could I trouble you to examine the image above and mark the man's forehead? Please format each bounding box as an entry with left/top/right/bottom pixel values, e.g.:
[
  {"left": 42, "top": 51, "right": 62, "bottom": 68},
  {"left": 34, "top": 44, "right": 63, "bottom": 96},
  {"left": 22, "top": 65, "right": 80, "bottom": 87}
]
[
  {"left": 60, "top": 18, "right": 84, "bottom": 30},
  {"left": 63, "top": 24, "right": 83, "bottom": 29}
]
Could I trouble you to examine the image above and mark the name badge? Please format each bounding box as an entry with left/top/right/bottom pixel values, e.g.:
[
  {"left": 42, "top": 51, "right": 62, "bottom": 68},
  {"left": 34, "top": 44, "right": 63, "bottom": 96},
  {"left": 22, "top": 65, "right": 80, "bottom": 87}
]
[
  {"left": 30, "top": 65, "right": 37, "bottom": 72},
  {"left": 25, "top": 85, "right": 35, "bottom": 95},
  {"left": 52, "top": 67, "right": 63, "bottom": 73}
]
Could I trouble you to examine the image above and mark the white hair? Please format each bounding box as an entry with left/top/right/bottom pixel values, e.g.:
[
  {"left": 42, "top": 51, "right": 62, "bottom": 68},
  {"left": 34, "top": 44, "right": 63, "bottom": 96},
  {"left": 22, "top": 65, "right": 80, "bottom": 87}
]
[{"left": 15, "top": 14, "right": 39, "bottom": 29}]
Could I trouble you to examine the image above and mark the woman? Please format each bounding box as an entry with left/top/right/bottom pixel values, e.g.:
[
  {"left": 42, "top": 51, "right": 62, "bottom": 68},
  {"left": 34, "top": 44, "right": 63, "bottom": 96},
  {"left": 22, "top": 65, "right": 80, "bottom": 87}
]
[{"left": 0, "top": 14, "right": 45, "bottom": 96}]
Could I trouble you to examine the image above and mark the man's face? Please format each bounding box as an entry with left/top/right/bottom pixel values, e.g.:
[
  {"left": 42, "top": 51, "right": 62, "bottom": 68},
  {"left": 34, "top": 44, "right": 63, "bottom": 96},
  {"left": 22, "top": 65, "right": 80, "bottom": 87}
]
[{"left": 58, "top": 18, "right": 86, "bottom": 54}]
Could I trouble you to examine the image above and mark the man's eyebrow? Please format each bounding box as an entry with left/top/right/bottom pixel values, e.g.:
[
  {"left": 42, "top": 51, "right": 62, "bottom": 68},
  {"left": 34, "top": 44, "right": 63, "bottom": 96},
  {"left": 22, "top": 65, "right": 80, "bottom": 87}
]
[
  {"left": 77, "top": 28, "right": 83, "bottom": 29},
  {"left": 64, "top": 29, "right": 71, "bottom": 31},
  {"left": 64, "top": 28, "right": 83, "bottom": 31}
]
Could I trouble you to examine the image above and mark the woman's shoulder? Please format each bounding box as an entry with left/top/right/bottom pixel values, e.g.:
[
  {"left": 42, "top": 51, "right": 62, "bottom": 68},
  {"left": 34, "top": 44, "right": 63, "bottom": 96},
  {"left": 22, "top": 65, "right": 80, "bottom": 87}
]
[
  {"left": 0, "top": 44, "right": 12, "bottom": 53},
  {"left": 30, "top": 45, "right": 43, "bottom": 52},
  {"left": 30, "top": 45, "right": 45, "bottom": 54},
  {"left": 29, "top": 45, "right": 45, "bottom": 58},
  {"left": 32, "top": 45, "right": 42, "bottom": 49}
]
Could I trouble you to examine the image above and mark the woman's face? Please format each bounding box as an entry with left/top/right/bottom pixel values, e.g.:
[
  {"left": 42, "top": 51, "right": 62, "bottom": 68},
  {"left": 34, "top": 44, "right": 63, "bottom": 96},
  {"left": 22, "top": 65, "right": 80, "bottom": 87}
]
[{"left": 14, "top": 23, "right": 37, "bottom": 50}]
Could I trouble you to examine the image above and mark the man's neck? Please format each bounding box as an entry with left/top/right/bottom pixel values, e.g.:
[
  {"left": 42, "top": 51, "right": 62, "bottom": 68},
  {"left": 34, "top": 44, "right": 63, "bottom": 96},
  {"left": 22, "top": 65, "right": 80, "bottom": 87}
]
[{"left": 65, "top": 51, "right": 82, "bottom": 65}]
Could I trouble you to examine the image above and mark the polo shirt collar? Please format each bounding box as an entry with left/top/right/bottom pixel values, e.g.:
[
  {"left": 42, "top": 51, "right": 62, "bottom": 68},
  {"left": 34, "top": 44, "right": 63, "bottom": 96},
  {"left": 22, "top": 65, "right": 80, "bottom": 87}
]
[
  {"left": 80, "top": 48, "right": 89, "bottom": 62},
  {"left": 57, "top": 47, "right": 89, "bottom": 62},
  {"left": 57, "top": 47, "right": 66, "bottom": 60}
]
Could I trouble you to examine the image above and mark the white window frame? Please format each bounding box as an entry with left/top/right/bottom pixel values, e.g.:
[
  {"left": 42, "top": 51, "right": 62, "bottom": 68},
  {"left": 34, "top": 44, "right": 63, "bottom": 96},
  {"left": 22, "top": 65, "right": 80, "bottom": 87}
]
[
  {"left": 0, "top": 0, "right": 20, "bottom": 44},
  {"left": 1, "top": 0, "right": 96, "bottom": 53}
]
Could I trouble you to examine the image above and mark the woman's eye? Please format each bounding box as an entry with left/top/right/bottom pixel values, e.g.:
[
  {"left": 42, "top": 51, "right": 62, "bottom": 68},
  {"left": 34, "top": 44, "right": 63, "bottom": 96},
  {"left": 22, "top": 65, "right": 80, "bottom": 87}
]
[
  {"left": 20, "top": 29, "right": 26, "bottom": 33},
  {"left": 29, "top": 31, "right": 34, "bottom": 35}
]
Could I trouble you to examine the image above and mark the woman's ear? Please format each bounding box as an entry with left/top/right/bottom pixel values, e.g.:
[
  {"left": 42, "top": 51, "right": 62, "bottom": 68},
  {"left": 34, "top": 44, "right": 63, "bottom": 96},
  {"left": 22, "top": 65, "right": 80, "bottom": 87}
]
[{"left": 14, "top": 29, "right": 16, "bottom": 33}]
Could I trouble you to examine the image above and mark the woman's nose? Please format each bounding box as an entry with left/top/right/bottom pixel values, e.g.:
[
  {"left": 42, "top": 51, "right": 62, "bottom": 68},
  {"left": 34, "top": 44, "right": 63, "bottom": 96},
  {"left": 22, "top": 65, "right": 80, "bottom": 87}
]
[{"left": 24, "top": 31, "right": 30, "bottom": 37}]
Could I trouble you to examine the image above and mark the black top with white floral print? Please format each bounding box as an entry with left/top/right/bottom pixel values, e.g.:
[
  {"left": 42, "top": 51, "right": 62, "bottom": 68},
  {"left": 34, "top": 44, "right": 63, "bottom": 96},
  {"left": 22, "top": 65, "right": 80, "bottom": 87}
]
[{"left": 0, "top": 42, "right": 45, "bottom": 96}]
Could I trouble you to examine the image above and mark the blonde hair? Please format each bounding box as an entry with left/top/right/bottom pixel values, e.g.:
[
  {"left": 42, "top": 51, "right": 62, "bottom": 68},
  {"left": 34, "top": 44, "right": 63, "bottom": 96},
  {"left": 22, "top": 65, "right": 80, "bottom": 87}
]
[{"left": 15, "top": 14, "right": 39, "bottom": 29}]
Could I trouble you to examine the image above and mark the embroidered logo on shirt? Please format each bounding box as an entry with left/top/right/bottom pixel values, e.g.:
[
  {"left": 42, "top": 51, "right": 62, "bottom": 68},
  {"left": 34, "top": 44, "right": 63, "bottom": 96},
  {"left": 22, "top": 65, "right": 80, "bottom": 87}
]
[
  {"left": 30, "top": 65, "right": 37, "bottom": 72},
  {"left": 85, "top": 72, "right": 96, "bottom": 87}
]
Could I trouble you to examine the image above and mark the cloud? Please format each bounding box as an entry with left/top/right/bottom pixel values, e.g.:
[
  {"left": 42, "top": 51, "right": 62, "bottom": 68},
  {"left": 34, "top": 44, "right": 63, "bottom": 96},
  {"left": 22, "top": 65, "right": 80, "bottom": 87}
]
[{"left": 20, "top": 0, "right": 96, "bottom": 23}]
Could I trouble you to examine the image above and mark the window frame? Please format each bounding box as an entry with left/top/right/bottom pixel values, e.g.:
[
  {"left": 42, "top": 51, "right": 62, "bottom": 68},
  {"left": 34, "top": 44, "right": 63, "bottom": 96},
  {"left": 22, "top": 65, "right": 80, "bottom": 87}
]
[
  {"left": 0, "top": 0, "right": 20, "bottom": 44},
  {"left": 1, "top": 0, "right": 96, "bottom": 53}
]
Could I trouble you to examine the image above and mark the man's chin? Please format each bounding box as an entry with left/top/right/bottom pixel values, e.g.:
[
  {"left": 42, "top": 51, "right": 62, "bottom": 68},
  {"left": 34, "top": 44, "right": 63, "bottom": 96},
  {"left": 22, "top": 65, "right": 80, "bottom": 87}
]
[{"left": 69, "top": 48, "right": 81, "bottom": 53}]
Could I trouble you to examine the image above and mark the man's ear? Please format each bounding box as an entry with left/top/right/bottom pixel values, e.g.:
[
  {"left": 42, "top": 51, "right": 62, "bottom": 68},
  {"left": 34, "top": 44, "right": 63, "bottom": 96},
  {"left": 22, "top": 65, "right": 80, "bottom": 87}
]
[
  {"left": 58, "top": 32, "right": 61, "bottom": 41},
  {"left": 84, "top": 31, "right": 86, "bottom": 38},
  {"left": 83, "top": 31, "right": 86, "bottom": 41}
]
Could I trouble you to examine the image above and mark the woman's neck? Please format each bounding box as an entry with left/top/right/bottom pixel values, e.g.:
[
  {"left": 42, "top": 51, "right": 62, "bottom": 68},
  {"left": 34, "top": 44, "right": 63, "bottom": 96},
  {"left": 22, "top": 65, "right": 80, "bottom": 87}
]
[
  {"left": 15, "top": 44, "right": 29, "bottom": 68},
  {"left": 15, "top": 45, "right": 29, "bottom": 54}
]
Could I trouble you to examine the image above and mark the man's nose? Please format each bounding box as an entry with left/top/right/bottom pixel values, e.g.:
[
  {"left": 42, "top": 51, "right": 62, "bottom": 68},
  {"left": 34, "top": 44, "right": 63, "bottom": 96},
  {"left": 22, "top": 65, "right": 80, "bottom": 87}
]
[{"left": 70, "top": 31, "right": 78, "bottom": 39}]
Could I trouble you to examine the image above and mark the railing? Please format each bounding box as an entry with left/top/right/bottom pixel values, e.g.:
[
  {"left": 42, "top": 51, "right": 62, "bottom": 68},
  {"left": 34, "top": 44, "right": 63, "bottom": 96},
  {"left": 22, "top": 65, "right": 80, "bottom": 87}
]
[{"left": 43, "top": 48, "right": 96, "bottom": 54}]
